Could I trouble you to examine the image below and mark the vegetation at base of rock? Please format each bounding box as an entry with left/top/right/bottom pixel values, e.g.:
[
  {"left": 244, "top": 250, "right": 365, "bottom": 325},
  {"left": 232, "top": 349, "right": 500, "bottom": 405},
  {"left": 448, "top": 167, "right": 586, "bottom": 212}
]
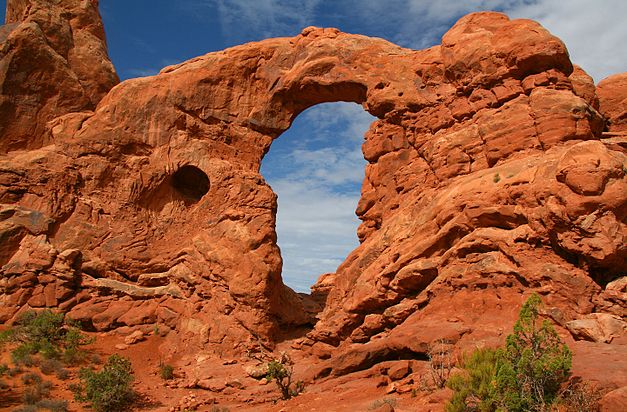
[
  {"left": 71, "top": 354, "right": 136, "bottom": 412},
  {"left": 7, "top": 310, "right": 93, "bottom": 367},
  {"left": 265, "top": 353, "right": 304, "bottom": 400},
  {"left": 446, "top": 293, "right": 589, "bottom": 412}
]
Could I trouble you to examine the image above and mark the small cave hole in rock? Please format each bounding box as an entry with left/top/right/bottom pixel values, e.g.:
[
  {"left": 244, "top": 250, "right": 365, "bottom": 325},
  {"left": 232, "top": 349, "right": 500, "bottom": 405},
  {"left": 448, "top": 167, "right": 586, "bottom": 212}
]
[
  {"left": 171, "top": 165, "right": 209, "bottom": 203},
  {"left": 260, "top": 102, "right": 375, "bottom": 293}
]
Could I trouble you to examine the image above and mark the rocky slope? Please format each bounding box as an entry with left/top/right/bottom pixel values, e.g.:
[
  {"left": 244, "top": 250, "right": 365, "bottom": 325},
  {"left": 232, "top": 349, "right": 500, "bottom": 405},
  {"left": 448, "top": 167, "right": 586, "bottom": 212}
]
[{"left": 0, "top": 0, "right": 625, "bottom": 409}]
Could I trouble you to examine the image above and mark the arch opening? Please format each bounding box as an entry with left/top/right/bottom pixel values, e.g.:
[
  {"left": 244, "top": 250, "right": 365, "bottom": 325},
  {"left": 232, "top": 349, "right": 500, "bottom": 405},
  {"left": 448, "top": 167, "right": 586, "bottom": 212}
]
[
  {"left": 171, "top": 165, "right": 209, "bottom": 203},
  {"left": 261, "top": 102, "right": 375, "bottom": 293}
]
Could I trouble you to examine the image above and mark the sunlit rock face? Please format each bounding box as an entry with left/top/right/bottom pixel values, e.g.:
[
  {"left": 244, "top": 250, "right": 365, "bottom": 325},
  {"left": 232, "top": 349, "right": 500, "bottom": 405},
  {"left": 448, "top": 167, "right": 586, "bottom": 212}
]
[{"left": 0, "top": 0, "right": 625, "bottom": 374}]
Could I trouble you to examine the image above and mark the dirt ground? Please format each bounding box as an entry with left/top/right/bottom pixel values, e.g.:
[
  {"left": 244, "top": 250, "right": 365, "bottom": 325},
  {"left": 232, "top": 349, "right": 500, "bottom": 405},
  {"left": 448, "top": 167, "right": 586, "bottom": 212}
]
[{"left": 0, "top": 326, "right": 449, "bottom": 412}]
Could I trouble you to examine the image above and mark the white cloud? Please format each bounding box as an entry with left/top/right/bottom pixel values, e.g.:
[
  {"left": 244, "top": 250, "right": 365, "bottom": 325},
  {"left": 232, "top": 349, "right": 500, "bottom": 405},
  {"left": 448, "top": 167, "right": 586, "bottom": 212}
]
[
  {"left": 504, "top": 0, "right": 627, "bottom": 82},
  {"left": 262, "top": 102, "right": 373, "bottom": 292},
  {"left": 349, "top": 0, "right": 624, "bottom": 81},
  {"left": 205, "top": 0, "right": 323, "bottom": 42}
]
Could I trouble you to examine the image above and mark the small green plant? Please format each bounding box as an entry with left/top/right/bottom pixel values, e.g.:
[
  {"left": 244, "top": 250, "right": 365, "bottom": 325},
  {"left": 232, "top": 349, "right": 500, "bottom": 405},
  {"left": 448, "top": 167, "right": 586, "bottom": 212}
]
[
  {"left": 72, "top": 354, "right": 135, "bottom": 412},
  {"left": 265, "top": 353, "right": 303, "bottom": 400},
  {"left": 0, "top": 363, "right": 9, "bottom": 375},
  {"left": 493, "top": 173, "right": 501, "bottom": 183},
  {"left": 159, "top": 362, "right": 174, "bottom": 380},
  {"left": 446, "top": 294, "right": 574, "bottom": 412}
]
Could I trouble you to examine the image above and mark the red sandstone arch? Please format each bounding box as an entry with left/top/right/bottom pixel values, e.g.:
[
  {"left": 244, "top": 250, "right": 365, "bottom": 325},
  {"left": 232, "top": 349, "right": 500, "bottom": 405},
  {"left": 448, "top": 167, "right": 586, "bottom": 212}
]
[{"left": 1, "top": 1, "right": 625, "bottom": 371}]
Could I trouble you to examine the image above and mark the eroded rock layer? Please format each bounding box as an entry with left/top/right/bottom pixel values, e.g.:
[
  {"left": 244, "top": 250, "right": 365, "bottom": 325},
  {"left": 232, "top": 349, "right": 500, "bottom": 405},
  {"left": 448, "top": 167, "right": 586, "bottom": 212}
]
[{"left": 0, "top": 0, "right": 625, "bottom": 379}]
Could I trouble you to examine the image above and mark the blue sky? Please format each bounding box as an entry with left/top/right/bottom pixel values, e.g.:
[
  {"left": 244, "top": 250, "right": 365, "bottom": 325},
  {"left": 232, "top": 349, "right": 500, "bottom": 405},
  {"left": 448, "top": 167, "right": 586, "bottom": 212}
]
[{"left": 2, "top": 1, "right": 625, "bottom": 292}]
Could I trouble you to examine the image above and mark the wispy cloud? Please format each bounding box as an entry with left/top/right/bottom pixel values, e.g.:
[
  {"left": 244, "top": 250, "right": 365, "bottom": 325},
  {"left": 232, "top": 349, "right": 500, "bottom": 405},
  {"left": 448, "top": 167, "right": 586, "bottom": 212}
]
[
  {"left": 504, "top": 0, "right": 627, "bottom": 82},
  {"left": 353, "top": 0, "right": 625, "bottom": 81},
  {"left": 191, "top": 0, "right": 324, "bottom": 43},
  {"left": 261, "top": 102, "right": 373, "bottom": 292}
]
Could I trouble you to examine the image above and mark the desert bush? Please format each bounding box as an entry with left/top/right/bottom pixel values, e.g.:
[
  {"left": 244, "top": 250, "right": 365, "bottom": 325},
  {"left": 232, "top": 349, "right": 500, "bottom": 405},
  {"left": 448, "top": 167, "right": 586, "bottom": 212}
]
[
  {"left": 159, "top": 362, "right": 174, "bottom": 380},
  {"left": 446, "top": 348, "right": 499, "bottom": 412},
  {"left": 35, "top": 398, "right": 69, "bottom": 412},
  {"left": 22, "top": 379, "right": 52, "bottom": 404},
  {"left": 40, "top": 358, "right": 63, "bottom": 375},
  {"left": 0, "top": 328, "right": 15, "bottom": 347},
  {"left": 428, "top": 339, "right": 456, "bottom": 389},
  {"left": 8, "top": 365, "right": 23, "bottom": 376},
  {"left": 558, "top": 380, "right": 602, "bottom": 412},
  {"left": 0, "top": 363, "right": 8, "bottom": 375},
  {"left": 369, "top": 397, "right": 397, "bottom": 410},
  {"left": 56, "top": 367, "right": 70, "bottom": 380},
  {"left": 11, "top": 342, "right": 38, "bottom": 366},
  {"left": 22, "top": 372, "right": 43, "bottom": 385},
  {"left": 72, "top": 354, "right": 135, "bottom": 412},
  {"left": 497, "top": 294, "right": 571, "bottom": 410},
  {"left": 446, "top": 294, "right": 574, "bottom": 412},
  {"left": 14, "top": 398, "right": 68, "bottom": 412},
  {"left": 265, "top": 353, "right": 304, "bottom": 400},
  {"left": 9, "top": 310, "right": 92, "bottom": 366}
]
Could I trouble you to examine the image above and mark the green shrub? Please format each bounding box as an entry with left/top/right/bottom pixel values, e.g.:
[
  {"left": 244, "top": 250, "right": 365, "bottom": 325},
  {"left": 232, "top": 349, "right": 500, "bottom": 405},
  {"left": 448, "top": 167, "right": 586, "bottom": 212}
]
[
  {"left": 497, "top": 294, "right": 571, "bottom": 410},
  {"left": 0, "top": 328, "right": 15, "bottom": 346},
  {"left": 265, "top": 353, "right": 304, "bottom": 400},
  {"left": 11, "top": 342, "right": 38, "bottom": 366},
  {"left": 159, "top": 363, "right": 174, "bottom": 380},
  {"left": 0, "top": 363, "right": 8, "bottom": 375},
  {"left": 72, "top": 354, "right": 135, "bottom": 412},
  {"left": 16, "top": 310, "right": 65, "bottom": 345},
  {"left": 446, "top": 294, "right": 573, "bottom": 412},
  {"left": 9, "top": 310, "right": 92, "bottom": 366},
  {"left": 446, "top": 348, "right": 499, "bottom": 412}
]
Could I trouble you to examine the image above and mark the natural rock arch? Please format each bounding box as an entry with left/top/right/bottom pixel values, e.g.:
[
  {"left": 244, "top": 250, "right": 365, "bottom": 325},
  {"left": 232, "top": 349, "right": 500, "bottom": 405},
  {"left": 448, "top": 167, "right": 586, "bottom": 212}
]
[{"left": 0, "top": 1, "right": 625, "bottom": 370}]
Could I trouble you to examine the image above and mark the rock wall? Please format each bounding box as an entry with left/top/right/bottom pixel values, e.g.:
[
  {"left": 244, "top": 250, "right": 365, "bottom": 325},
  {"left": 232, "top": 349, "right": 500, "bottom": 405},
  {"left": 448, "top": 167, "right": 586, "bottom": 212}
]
[{"left": 0, "top": 1, "right": 625, "bottom": 361}]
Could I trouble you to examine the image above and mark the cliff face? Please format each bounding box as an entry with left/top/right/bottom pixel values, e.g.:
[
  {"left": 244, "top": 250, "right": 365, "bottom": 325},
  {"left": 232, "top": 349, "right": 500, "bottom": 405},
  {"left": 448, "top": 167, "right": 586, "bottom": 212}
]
[
  {"left": 0, "top": 0, "right": 625, "bottom": 376},
  {"left": 0, "top": 0, "right": 119, "bottom": 152}
]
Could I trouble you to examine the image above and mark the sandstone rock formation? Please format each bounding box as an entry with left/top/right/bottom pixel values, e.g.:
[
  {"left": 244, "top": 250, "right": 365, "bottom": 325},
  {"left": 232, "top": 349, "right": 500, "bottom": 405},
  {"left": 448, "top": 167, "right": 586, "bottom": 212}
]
[
  {"left": 0, "top": 0, "right": 118, "bottom": 152},
  {"left": 0, "top": 0, "right": 625, "bottom": 401}
]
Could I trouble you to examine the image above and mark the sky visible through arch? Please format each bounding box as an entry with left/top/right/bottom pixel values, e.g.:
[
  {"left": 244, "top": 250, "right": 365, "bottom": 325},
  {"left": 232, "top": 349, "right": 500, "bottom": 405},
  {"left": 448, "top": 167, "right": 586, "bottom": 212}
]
[{"left": 2, "top": 1, "right": 625, "bottom": 292}]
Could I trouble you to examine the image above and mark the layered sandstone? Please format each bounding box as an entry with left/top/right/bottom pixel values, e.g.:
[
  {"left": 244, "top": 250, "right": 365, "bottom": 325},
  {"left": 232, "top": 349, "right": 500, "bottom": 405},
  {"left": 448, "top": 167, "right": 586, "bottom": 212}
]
[{"left": 0, "top": 0, "right": 625, "bottom": 400}]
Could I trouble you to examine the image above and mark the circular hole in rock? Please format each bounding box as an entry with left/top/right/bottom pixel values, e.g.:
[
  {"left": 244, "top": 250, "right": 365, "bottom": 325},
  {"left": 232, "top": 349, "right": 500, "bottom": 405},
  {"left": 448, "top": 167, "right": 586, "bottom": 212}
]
[{"left": 171, "top": 165, "right": 209, "bottom": 203}]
